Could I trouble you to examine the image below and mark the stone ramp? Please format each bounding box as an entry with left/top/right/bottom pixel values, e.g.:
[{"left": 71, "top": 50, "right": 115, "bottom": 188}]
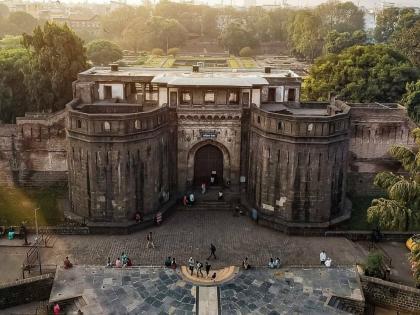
[{"left": 197, "top": 286, "right": 219, "bottom": 315}]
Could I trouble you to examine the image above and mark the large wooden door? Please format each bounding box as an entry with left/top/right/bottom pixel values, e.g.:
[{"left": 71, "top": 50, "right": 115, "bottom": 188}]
[{"left": 194, "top": 145, "right": 223, "bottom": 185}]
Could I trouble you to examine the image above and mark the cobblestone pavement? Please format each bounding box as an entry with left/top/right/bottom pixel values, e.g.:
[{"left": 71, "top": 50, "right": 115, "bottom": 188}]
[
  {"left": 50, "top": 266, "right": 196, "bottom": 315},
  {"left": 47, "top": 210, "right": 363, "bottom": 269},
  {"left": 220, "top": 267, "right": 362, "bottom": 315}
]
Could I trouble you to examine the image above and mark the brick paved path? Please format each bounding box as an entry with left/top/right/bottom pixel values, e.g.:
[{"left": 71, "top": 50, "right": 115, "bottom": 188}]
[{"left": 48, "top": 210, "right": 363, "bottom": 269}]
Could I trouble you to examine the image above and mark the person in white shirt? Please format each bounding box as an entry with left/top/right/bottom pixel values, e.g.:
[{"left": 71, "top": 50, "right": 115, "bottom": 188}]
[
  {"left": 189, "top": 193, "right": 195, "bottom": 205},
  {"left": 320, "top": 250, "right": 327, "bottom": 265},
  {"left": 325, "top": 257, "right": 332, "bottom": 267}
]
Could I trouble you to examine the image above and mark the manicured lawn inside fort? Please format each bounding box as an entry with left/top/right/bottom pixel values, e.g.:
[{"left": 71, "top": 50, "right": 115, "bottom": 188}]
[{"left": 0, "top": 186, "right": 66, "bottom": 226}]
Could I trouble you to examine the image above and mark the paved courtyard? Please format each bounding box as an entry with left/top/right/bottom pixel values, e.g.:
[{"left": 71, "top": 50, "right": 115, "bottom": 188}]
[
  {"left": 47, "top": 265, "right": 362, "bottom": 315},
  {"left": 0, "top": 210, "right": 365, "bottom": 283},
  {"left": 51, "top": 210, "right": 363, "bottom": 269}
]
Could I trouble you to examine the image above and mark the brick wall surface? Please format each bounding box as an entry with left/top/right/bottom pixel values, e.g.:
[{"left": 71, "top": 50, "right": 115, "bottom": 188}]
[
  {"left": 0, "top": 274, "right": 54, "bottom": 309},
  {"left": 360, "top": 275, "right": 420, "bottom": 312}
]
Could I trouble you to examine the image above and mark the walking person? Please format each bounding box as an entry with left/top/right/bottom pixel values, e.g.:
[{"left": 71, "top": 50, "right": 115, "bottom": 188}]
[
  {"left": 183, "top": 195, "right": 188, "bottom": 208},
  {"left": 188, "top": 257, "right": 195, "bottom": 276},
  {"left": 320, "top": 250, "right": 327, "bottom": 265},
  {"left": 205, "top": 261, "right": 211, "bottom": 278},
  {"left": 201, "top": 182, "right": 206, "bottom": 194},
  {"left": 208, "top": 243, "right": 217, "bottom": 260},
  {"left": 146, "top": 232, "right": 155, "bottom": 249},
  {"left": 196, "top": 261, "right": 204, "bottom": 277}
]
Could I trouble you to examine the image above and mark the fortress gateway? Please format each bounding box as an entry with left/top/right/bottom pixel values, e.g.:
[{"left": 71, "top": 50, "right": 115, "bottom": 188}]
[{"left": 0, "top": 65, "right": 415, "bottom": 232}]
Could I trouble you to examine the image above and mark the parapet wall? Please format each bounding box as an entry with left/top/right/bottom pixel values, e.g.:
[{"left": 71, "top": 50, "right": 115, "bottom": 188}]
[
  {"left": 0, "top": 111, "right": 67, "bottom": 187},
  {"left": 348, "top": 103, "right": 416, "bottom": 196}
]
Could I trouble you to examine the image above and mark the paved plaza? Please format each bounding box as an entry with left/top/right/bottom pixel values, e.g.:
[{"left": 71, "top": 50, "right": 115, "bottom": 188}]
[{"left": 48, "top": 265, "right": 363, "bottom": 314}]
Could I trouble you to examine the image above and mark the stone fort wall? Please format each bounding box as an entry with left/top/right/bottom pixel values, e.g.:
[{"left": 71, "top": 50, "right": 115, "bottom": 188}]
[
  {"left": 247, "top": 102, "right": 351, "bottom": 227},
  {"left": 0, "top": 111, "right": 67, "bottom": 187},
  {"left": 347, "top": 103, "right": 417, "bottom": 196}
]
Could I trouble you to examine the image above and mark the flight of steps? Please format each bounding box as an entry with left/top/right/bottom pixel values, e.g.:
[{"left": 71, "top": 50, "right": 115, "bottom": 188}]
[{"left": 327, "top": 295, "right": 360, "bottom": 314}]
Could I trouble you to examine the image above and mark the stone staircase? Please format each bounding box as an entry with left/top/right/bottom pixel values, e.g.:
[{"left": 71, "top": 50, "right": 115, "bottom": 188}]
[{"left": 327, "top": 295, "right": 362, "bottom": 314}]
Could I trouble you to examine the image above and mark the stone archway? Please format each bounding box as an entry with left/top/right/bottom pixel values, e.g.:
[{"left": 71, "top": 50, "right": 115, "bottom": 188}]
[
  {"left": 187, "top": 140, "right": 231, "bottom": 186},
  {"left": 194, "top": 144, "right": 223, "bottom": 185}
]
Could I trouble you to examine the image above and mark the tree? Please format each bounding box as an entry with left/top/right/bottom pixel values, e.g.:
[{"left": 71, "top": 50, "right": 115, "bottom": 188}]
[
  {"left": 391, "top": 20, "right": 420, "bottom": 67},
  {"left": 144, "top": 16, "right": 188, "bottom": 52},
  {"left": 324, "top": 30, "right": 366, "bottom": 54},
  {"left": 22, "top": 22, "right": 87, "bottom": 112},
  {"left": 219, "top": 20, "right": 257, "bottom": 55},
  {"left": 167, "top": 47, "right": 180, "bottom": 56},
  {"left": 303, "top": 45, "right": 418, "bottom": 102},
  {"left": 239, "top": 47, "right": 254, "bottom": 57},
  {"left": 287, "top": 10, "right": 324, "bottom": 61},
  {"left": 86, "top": 40, "right": 123, "bottom": 66},
  {"left": 409, "top": 246, "right": 420, "bottom": 287},
  {"left": 121, "top": 17, "right": 147, "bottom": 53},
  {"left": 374, "top": 7, "right": 419, "bottom": 43},
  {"left": 7, "top": 11, "right": 38, "bottom": 35},
  {"left": 0, "top": 48, "right": 31, "bottom": 123},
  {"left": 367, "top": 128, "right": 420, "bottom": 231},
  {"left": 401, "top": 80, "right": 420, "bottom": 124},
  {"left": 315, "top": 1, "right": 364, "bottom": 33}
]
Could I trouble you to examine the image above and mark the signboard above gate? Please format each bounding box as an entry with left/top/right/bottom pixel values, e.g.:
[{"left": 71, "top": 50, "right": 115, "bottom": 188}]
[{"left": 199, "top": 129, "right": 218, "bottom": 139}]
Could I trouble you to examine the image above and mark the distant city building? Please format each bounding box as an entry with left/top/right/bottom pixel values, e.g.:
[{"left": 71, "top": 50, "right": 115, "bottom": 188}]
[{"left": 52, "top": 14, "right": 101, "bottom": 37}]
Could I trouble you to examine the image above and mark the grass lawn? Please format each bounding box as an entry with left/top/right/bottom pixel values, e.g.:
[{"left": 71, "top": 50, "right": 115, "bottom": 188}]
[
  {"left": 144, "top": 56, "right": 168, "bottom": 67},
  {"left": 0, "top": 186, "right": 67, "bottom": 226},
  {"left": 240, "top": 57, "right": 257, "bottom": 68}
]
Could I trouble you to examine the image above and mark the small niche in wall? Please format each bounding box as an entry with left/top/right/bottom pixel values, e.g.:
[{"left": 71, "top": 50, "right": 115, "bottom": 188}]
[
  {"left": 103, "top": 121, "right": 111, "bottom": 132},
  {"left": 135, "top": 120, "right": 141, "bottom": 130}
]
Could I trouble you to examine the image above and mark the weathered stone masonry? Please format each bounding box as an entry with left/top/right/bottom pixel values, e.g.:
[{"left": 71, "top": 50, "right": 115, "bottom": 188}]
[{"left": 0, "top": 65, "right": 416, "bottom": 231}]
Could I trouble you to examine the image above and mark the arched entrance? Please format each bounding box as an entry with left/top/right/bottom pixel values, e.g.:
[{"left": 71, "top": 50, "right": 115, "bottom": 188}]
[{"left": 194, "top": 144, "right": 223, "bottom": 185}]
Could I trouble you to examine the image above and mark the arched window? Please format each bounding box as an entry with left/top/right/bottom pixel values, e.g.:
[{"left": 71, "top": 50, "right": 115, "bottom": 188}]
[{"left": 103, "top": 121, "right": 111, "bottom": 131}]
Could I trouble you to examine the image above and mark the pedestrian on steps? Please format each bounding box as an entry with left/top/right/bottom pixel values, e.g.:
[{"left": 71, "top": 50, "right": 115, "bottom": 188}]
[
  {"left": 208, "top": 243, "right": 217, "bottom": 260},
  {"left": 205, "top": 261, "right": 211, "bottom": 278},
  {"left": 146, "top": 232, "right": 155, "bottom": 249},
  {"left": 188, "top": 257, "right": 195, "bottom": 276},
  {"left": 196, "top": 261, "right": 204, "bottom": 277}
]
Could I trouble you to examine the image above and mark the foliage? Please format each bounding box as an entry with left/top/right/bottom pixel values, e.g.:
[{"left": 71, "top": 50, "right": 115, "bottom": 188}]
[
  {"left": 374, "top": 7, "right": 419, "bottom": 43},
  {"left": 22, "top": 22, "right": 87, "bottom": 112},
  {"left": 303, "top": 45, "right": 418, "bottom": 102},
  {"left": 390, "top": 20, "right": 420, "bottom": 67},
  {"left": 239, "top": 46, "right": 254, "bottom": 57},
  {"left": 367, "top": 128, "right": 420, "bottom": 231},
  {"left": 219, "top": 21, "right": 257, "bottom": 55},
  {"left": 86, "top": 39, "right": 123, "bottom": 66},
  {"left": 409, "top": 246, "right": 420, "bottom": 286},
  {"left": 0, "top": 48, "right": 31, "bottom": 123},
  {"left": 315, "top": 1, "right": 364, "bottom": 33},
  {"left": 167, "top": 47, "right": 180, "bottom": 56},
  {"left": 145, "top": 16, "right": 188, "bottom": 52},
  {"left": 324, "top": 30, "right": 366, "bottom": 54},
  {"left": 0, "top": 35, "right": 22, "bottom": 49},
  {"left": 364, "top": 251, "right": 384, "bottom": 278},
  {"left": 402, "top": 80, "right": 420, "bottom": 124},
  {"left": 7, "top": 11, "right": 39, "bottom": 35},
  {"left": 151, "top": 48, "right": 164, "bottom": 56},
  {"left": 287, "top": 10, "right": 324, "bottom": 61}
]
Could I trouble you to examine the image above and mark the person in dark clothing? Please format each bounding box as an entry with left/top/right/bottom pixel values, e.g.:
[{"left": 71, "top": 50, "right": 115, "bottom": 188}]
[
  {"left": 164, "top": 256, "right": 172, "bottom": 267},
  {"left": 205, "top": 261, "right": 211, "bottom": 278},
  {"left": 208, "top": 243, "right": 217, "bottom": 259}
]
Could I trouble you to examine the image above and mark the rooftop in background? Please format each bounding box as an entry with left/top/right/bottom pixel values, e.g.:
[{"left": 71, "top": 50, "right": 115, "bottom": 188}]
[{"left": 79, "top": 66, "right": 300, "bottom": 80}]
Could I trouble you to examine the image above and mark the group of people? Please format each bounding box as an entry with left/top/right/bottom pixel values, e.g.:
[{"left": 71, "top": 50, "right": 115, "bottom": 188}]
[
  {"left": 110, "top": 252, "right": 133, "bottom": 268},
  {"left": 183, "top": 193, "right": 195, "bottom": 207},
  {"left": 164, "top": 256, "right": 177, "bottom": 269},
  {"left": 320, "top": 250, "right": 332, "bottom": 267},
  {"left": 188, "top": 257, "right": 216, "bottom": 280},
  {"left": 268, "top": 257, "right": 281, "bottom": 269}
]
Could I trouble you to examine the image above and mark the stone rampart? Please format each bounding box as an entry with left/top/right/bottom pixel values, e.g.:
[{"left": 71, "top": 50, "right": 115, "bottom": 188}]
[
  {"left": 0, "top": 110, "right": 67, "bottom": 187},
  {"left": 360, "top": 275, "right": 420, "bottom": 313},
  {"left": 0, "top": 274, "right": 54, "bottom": 309}
]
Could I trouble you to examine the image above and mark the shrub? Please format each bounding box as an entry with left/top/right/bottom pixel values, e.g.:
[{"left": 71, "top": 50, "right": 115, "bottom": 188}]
[
  {"left": 239, "top": 47, "right": 254, "bottom": 57},
  {"left": 167, "top": 47, "right": 180, "bottom": 56},
  {"left": 364, "top": 251, "right": 384, "bottom": 278},
  {"left": 151, "top": 48, "right": 164, "bottom": 56}
]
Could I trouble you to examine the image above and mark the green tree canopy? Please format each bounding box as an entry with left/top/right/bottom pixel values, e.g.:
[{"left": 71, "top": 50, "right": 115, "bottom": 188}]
[
  {"left": 367, "top": 128, "right": 420, "bottom": 231},
  {"left": 390, "top": 20, "right": 420, "bottom": 67},
  {"left": 219, "top": 20, "right": 257, "bottom": 55},
  {"left": 287, "top": 10, "right": 324, "bottom": 61},
  {"left": 86, "top": 39, "right": 123, "bottom": 66},
  {"left": 303, "top": 45, "right": 418, "bottom": 102},
  {"left": 402, "top": 80, "right": 420, "bottom": 124},
  {"left": 144, "top": 16, "right": 188, "bottom": 52},
  {"left": 374, "top": 7, "right": 419, "bottom": 43},
  {"left": 0, "top": 48, "right": 31, "bottom": 123},
  {"left": 315, "top": 1, "right": 364, "bottom": 33},
  {"left": 22, "top": 22, "right": 87, "bottom": 112},
  {"left": 324, "top": 30, "right": 366, "bottom": 54},
  {"left": 7, "top": 11, "right": 38, "bottom": 35}
]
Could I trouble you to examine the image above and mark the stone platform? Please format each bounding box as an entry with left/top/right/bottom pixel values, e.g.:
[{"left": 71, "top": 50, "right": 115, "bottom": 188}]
[{"left": 49, "top": 265, "right": 364, "bottom": 315}]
